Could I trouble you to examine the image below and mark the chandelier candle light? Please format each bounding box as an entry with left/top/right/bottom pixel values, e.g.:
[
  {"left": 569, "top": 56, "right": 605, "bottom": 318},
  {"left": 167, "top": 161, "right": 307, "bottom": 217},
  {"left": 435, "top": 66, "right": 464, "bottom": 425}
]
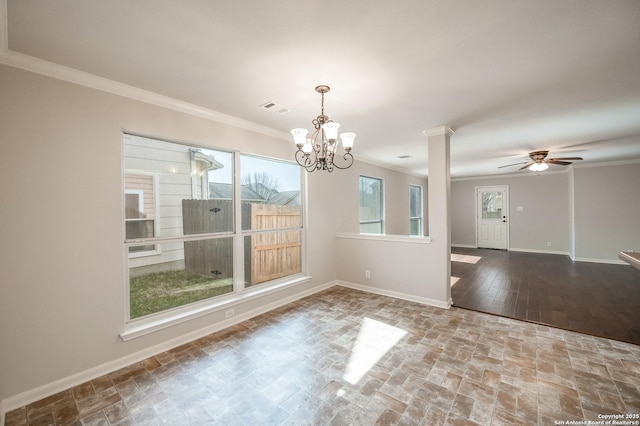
[{"left": 291, "top": 85, "right": 356, "bottom": 172}]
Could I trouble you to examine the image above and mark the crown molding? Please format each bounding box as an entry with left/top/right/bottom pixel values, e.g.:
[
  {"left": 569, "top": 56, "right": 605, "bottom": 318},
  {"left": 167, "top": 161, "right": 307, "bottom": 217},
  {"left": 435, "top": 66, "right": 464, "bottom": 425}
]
[
  {"left": 451, "top": 168, "right": 569, "bottom": 182},
  {"left": 571, "top": 158, "right": 640, "bottom": 169},
  {"left": 423, "top": 126, "right": 456, "bottom": 137},
  {"left": 0, "top": 48, "right": 290, "bottom": 142}
]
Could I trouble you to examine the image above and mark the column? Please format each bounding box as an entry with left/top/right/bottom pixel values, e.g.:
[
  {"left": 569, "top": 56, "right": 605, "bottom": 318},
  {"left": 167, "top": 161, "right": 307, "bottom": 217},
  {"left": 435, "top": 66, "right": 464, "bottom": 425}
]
[{"left": 423, "top": 126, "right": 455, "bottom": 306}]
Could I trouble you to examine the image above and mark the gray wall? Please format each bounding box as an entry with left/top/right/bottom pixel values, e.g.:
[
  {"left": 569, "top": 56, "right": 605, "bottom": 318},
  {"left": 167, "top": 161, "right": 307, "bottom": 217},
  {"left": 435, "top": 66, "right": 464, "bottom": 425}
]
[
  {"left": 574, "top": 163, "right": 640, "bottom": 261},
  {"left": 451, "top": 165, "right": 640, "bottom": 261}
]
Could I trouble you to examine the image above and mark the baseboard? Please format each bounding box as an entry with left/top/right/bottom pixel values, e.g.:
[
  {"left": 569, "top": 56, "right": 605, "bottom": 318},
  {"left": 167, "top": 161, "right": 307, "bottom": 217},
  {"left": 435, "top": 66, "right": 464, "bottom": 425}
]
[
  {"left": 573, "top": 257, "right": 628, "bottom": 265},
  {"left": 0, "top": 281, "right": 336, "bottom": 418},
  {"left": 451, "top": 244, "right": 477, "bottom": 249},
  {"left": 508, "top": 247, "right": 570, "bottom": 256},
  {"left": 480, "top": 247, "right": 626, "bottom": 265},
  {"left": 336, "top": 281, "right": 452, "bottom": 309}
]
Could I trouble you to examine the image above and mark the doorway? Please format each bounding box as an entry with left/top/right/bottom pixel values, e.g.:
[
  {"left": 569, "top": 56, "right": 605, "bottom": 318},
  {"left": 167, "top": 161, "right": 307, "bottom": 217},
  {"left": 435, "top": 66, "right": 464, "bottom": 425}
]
[{"left": 476, "top": 185, "right": 508, "bottom": 249}]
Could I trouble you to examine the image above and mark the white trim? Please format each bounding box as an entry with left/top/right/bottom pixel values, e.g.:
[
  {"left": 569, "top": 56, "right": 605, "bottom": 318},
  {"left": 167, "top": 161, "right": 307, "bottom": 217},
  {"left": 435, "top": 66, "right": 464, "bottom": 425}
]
[
  {"left": 423, "top": 126, "right": 456, "bottom": 137},
  {"left": 453, "top": 169, "right": 568, "bottom": 182},
  {"left": 508, "top": 247, "right": 570, "bottom": 256},
  {"left": 0, "top": 50, "right": 289, "bottom": 142},
  {"left": 573, "top": 257, "right": 628, "bottom": 265},
  {"left": 457, "top": 246, "right": 626, "bottom": 264},
  {"left": 510, "top": 248, "right": 629, "bottom": 264},
  {"left": 1, "top": 280, "right": 335, "bottom": 416},
  {"left": 451, "top": 244, "right": 477, "bottom": 249},
  {"left": 572, "top": 158, "right": 640, "bottom": 169},
  {"left": 337, "top": 280, "right": 452, "bottom": 309},
  {"left": 121, "top": 274, "right": 312, "bottom": 340},
  {"left": 335, "top": 232, "right": 432, "bottom": 244}
]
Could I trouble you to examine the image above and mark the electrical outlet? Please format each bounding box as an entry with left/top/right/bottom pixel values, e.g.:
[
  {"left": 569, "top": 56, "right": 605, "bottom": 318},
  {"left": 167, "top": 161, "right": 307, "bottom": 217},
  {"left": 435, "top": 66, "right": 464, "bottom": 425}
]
[
  {"left": 225, "top": 309, "right": 235, "bottom": 318},
  {"left": 546, "top": 242, "right": 552, "bottom": 247},
  {"left": 365, "top": 270, "right": 371, "bottom": 279}
]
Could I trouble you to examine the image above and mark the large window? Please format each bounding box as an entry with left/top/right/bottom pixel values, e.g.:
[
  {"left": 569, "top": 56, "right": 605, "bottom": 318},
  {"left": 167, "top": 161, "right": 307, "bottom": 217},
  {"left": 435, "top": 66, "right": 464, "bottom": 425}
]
[
  {"left": 409, "top": 184, "right": 423, "bottom": 236},
  {"left": 359, "top": 175, "right": 384, "bottom": 234},
  {"left": 123, "top": 134, "right": 303, "bottom": 320}
]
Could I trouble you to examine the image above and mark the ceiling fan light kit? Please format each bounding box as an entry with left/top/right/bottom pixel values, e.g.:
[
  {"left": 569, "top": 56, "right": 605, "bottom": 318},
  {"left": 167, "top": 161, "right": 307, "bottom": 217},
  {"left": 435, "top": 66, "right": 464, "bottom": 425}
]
[
  {"left": 529, "top": 162, "right": 549, "bottom": 172},
  {"left": 291, "top": 85, "right": 356, "bottom": 172},
  {"left": 499, "top": 150, "right": 583, "bottom": 172}
]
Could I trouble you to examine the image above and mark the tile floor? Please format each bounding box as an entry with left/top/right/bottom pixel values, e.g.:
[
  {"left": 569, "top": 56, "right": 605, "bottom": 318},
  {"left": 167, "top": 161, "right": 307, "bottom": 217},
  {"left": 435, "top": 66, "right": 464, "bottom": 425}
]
[{"left": 5, "top": 286, "right": 640, "bottom": 425}]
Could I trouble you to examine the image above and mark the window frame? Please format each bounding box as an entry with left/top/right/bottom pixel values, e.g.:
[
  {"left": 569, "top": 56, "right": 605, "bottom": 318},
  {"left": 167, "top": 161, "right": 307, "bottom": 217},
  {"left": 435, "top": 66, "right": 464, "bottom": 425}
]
[
  {"left": 359, "top": 175, "right": 384, "bottom": 234},
  {"left": 122, "top": 133, "right": 307, "bottom": 336},
  {"left": 124, "top": 172, "right": 161, "bottom": 258},
  {"left": 409, "top": 184, "right": 423, "bottom": 236}
]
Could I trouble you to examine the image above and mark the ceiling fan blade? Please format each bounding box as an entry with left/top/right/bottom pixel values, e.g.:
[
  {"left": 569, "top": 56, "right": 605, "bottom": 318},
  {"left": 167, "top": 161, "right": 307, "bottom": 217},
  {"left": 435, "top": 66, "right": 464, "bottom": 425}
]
[
  {"left": 547, "top": 160, "right": 572, "bottom": 166},
  {"left": 549, "top": 157, "right": 583, "bottom": 161},
  {"left": 518, "top": 162, "right": 535, "bottom": 170},
  {"left": 498, "top": 161, "right": 529, "bottom": 169}
]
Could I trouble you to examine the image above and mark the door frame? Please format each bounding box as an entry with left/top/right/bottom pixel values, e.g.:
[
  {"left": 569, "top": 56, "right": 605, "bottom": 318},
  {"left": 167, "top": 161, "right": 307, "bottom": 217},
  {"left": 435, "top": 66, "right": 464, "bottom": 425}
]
[{"left": 475, "top": 185, "right": 509, "bottom": 249}]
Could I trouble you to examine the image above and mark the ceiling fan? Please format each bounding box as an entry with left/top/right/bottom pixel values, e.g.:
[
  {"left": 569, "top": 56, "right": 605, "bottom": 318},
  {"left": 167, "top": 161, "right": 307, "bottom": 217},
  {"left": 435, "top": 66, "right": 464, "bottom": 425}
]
[{"left": 499, "top": 150, "right": 583, "bottom": 172}]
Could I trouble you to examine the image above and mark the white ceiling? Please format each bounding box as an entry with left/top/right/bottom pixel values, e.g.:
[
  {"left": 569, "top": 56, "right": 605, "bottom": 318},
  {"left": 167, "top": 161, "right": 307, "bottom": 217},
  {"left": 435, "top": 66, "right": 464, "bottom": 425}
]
[{"left": 4, "top": 0, "right": 640, "bottom": 178}]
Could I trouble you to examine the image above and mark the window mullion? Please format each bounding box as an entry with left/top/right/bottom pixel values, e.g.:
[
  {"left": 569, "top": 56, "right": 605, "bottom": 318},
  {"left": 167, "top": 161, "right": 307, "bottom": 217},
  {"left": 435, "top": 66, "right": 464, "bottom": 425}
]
[{"left": 232, "top": 151, "right": 244, "bottom": 293}]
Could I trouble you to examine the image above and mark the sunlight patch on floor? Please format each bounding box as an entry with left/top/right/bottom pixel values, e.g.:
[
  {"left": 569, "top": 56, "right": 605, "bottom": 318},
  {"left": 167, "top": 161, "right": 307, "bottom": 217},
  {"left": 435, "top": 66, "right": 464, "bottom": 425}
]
[
  {"left": 451, "top": 253, "right": 482, "bottom": 264},
  {"left": 343, "top": 317, "right": 407, "bottom": 385},
  {"left": 451, "top": 276, "right": 460, "bottom": 286}
]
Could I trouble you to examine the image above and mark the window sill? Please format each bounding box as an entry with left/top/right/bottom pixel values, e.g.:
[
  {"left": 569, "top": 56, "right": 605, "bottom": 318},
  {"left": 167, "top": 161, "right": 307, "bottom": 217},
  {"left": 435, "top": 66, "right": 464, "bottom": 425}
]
[
  {"left": 120, "top": 274, "right": 312, "bottom": 341},
  {"left": 336, "top": 233, "right": 432, "bottom": 244}
]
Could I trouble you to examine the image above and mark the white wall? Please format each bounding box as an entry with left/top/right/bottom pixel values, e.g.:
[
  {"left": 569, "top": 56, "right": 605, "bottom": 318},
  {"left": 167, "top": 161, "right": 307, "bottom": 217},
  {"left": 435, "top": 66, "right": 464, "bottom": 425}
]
[
  {"left": 0, "top": 64, "right": 338, "bottom": 405},
  {"left": 0, "top": 64, "right": 433, "bottom": 410},
  {"left": 335, "top": 235, "right": 449, "bottom": 308},
  {"left": 327, "top": 160, "right": 428, "bottom": 236}
]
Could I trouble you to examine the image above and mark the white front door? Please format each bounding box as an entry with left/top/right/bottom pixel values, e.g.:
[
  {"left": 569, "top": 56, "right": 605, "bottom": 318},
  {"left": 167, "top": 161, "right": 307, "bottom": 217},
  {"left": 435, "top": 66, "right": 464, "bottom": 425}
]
[{"left": 476, "top": 186, "right": 508, "bottom": 249}]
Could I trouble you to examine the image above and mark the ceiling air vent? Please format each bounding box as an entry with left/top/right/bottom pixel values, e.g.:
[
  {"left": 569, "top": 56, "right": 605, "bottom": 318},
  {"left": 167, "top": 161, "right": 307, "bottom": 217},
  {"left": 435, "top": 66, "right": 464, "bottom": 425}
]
[
  {"left": 398, "top": 155, "right": 413, "bottom": 159},
  {"left": 259, "top": 101, "right": 291, "bottom": 114}
]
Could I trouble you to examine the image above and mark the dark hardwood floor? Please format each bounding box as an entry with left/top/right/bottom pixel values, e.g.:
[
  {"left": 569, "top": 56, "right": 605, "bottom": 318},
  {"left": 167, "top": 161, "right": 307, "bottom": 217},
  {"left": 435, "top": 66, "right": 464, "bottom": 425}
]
[{"left": 451, "top": 247, "right": 640, "bottom": 345}]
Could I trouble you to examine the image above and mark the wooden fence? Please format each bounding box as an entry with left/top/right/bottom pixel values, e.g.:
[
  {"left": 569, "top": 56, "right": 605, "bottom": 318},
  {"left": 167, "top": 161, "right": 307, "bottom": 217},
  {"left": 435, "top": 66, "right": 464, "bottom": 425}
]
[
  {"left": 249, "top": 203, "right": 301, "bottom": 284},
  {"left": 182, "top": 200, "right": 301, "bottom": 285}
]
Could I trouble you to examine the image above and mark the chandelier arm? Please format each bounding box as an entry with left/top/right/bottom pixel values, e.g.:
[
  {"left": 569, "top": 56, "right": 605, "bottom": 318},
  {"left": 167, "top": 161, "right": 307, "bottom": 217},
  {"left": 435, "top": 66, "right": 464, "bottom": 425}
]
[
  {"left": 295, "top": 148, "right": 322, "bottom": 172},
  {"left": 329, "top": 152, "right": 354, "bottom": 170}
]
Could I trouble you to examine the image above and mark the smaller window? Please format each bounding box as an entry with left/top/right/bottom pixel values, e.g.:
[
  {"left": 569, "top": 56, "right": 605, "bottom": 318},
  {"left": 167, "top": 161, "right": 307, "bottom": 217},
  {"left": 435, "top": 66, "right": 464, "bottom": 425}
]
[
  {"left": 359, "top": 175, "right": 384, "bottom": 234},
  {"left": 409, "top": 184, "right": 423, "bottom": 236}
]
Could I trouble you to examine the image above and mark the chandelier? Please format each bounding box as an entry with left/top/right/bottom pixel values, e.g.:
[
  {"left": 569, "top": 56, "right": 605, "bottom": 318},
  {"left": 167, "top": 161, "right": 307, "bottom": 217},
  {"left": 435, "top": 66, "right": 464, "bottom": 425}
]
[{"left": 291, "top": 85, "right": 356, "bottom": 172}]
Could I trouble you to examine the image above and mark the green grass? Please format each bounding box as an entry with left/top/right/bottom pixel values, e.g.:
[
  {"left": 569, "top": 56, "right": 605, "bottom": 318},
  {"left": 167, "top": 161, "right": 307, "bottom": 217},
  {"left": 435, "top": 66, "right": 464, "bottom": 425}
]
[{"left": 129, "top": 270, "right": 233, "bottom": 319}]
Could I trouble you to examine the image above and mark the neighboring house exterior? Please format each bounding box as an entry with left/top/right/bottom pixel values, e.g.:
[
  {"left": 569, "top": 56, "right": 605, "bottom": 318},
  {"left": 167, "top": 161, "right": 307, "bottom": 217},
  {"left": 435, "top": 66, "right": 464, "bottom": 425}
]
[
  {"left": 123, "top": 134, "right": 224, "bottom": 274},
  {"left": 124, "top": 134, "right": 301, "bottom": 275}
]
